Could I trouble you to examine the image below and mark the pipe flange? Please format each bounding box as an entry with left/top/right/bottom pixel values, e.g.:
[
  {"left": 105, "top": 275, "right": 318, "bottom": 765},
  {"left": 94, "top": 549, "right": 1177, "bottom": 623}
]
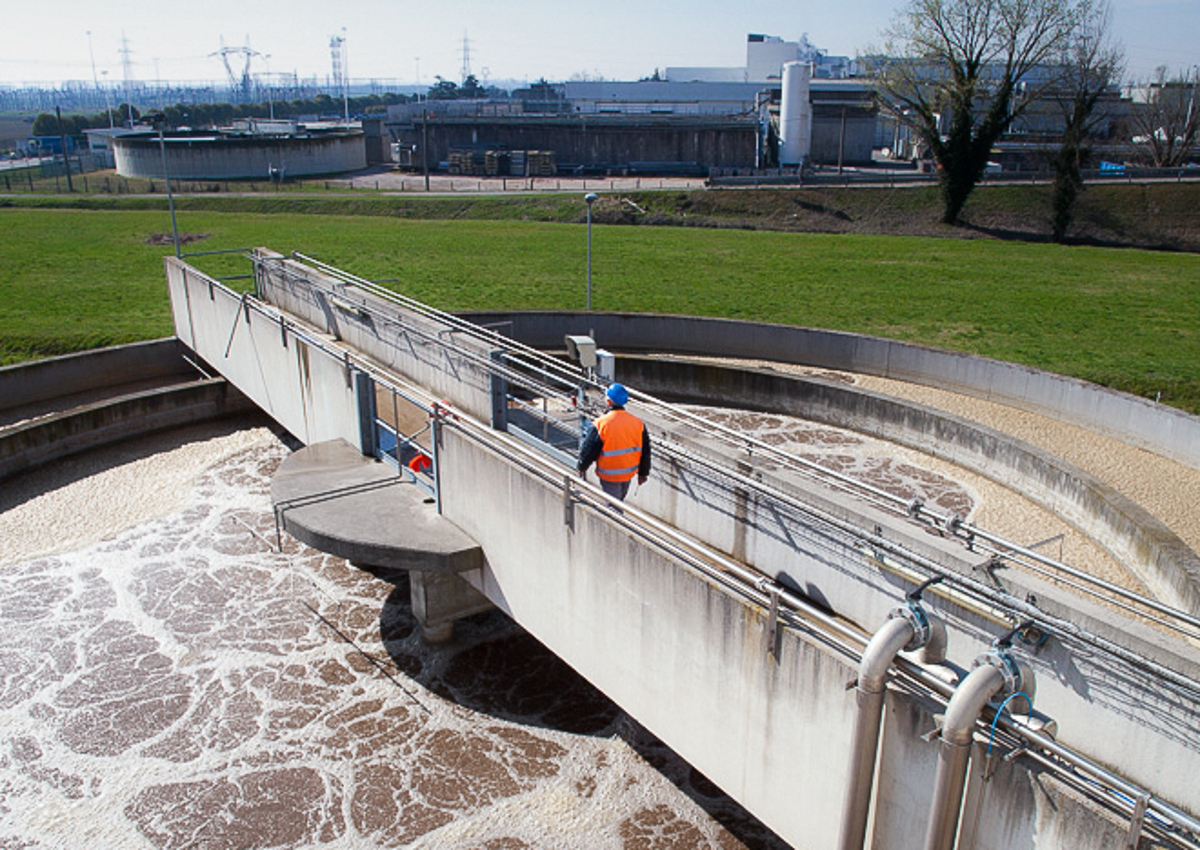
[
  {"left": 889, "top": 601, "right": 931, "bottom": 653},
  {"left": 973, "top": 649, "right": 1025, "bottom": 699}
]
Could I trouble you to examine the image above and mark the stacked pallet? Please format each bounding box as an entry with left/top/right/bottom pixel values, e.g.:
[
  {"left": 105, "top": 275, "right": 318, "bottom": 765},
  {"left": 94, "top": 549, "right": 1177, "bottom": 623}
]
[
  {"left": 526, "top": 151, "right": 556, "bottom": 176},
  {"left": 484, "top": 151, "right": 511, "bottom": 176},
  {"left": 447, "top": 151, "right": 473, "bottom": 175}
]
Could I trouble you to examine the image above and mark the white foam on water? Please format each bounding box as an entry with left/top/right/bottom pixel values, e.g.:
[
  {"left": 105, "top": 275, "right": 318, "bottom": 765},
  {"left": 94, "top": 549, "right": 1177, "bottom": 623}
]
[{"left": 0, "top": 423, "right": 789, "bottom": 849}]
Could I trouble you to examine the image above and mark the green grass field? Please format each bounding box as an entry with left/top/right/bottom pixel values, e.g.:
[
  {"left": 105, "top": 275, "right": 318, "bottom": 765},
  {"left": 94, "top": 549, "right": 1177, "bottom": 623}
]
[{"left": 2, "top": 205, "right": 1199, "bottom": 412}]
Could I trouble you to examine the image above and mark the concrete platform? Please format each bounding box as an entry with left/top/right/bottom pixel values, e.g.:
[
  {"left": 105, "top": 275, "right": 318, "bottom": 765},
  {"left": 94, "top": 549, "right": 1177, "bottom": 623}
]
[{"left": 270, "top": 439, "right": 483, "bottom": 574}]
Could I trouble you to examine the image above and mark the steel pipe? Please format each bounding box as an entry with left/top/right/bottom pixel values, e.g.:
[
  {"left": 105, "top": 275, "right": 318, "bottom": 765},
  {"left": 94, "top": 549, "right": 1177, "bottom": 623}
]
[
  {"left": 924, "top": 650, "right": 1034, "bottom": 850},
  {"left": 924, "top": 663, "right": 1007, "bottom": 850},
  {"left": 839, "top": 616, "right": 916, "bottom": 850}
]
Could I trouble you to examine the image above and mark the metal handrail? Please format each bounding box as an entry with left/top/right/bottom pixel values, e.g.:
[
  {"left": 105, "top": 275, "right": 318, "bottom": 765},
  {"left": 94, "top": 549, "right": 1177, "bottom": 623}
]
[{"left": 440, "top": 390, "right": 1200, "bottom": 844}]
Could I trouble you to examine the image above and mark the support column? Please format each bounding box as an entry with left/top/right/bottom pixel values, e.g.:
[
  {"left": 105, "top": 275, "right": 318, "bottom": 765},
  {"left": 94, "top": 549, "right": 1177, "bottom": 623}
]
[{"left": 410, "top": 568, "right": 494, "bottom": 643}]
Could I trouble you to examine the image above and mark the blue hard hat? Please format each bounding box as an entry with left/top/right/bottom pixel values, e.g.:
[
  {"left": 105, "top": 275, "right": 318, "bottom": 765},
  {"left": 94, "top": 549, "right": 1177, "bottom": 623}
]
[{"left": 606, "top": 383, "right": 629, "bottom": 406}]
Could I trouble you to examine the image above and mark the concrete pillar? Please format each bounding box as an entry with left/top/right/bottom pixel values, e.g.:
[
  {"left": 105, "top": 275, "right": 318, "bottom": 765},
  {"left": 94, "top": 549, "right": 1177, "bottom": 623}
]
[{"left": 409, "top": 569, "right": 494, "bottom": 643}]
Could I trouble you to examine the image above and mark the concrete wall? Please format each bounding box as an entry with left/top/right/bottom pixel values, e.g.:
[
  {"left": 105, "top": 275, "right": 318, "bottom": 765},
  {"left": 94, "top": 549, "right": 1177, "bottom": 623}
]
[
  {"left": 461, "top": 311, "right": 1200, "bottom": 473},
  {"left": 166, "top": 258, "right": 363, "bottom": 449},
  {"left": 0, "top": 338, "right": 253, "bottom": 481},
  {"left": 437, "top": 410, "right": 1200, "bottom": 848},
  {"left": 0, "top": 378, "right": 252, "bottom": 481},
  {"left": 115, "top": 132, "right": 366, "bottom": 179},
  {"left": 0, "top": 338, "right": 195, "bottom": 412},
  {"left": 440, "top": 425, "right": 856, "bottom": 846},
  {"left": 619, "top": 355, "right": 1200, "bottom": 617}
]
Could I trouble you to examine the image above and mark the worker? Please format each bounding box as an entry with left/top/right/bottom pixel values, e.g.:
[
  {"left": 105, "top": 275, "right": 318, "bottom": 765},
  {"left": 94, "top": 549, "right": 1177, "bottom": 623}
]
[{"left": 577, "top": 383, "right": 651, "bottom": 502}]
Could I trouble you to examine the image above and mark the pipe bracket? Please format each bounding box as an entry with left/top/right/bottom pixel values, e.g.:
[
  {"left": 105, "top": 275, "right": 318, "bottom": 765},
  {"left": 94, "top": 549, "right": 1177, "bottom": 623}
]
[
  {"left": 890, "top": 600, "right": 932, "bottom": 653},
  {"left": 974, "top": 649, "right": 1025, "bottom": 701}
]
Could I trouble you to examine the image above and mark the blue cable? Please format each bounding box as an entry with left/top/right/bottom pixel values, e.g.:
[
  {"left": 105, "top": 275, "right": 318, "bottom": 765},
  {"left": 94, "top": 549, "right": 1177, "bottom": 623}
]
[
  {"left": 986, "top": 691, "right": 1033, "bottom": 756},
  {"left": 985, "top": 694, "right": 1177, "bottom": 833}
]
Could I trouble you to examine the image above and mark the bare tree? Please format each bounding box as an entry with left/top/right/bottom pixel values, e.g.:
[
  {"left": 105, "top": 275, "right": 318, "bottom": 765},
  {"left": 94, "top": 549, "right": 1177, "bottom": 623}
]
[
  {"left": 873, "top": 0, "right": 1087, "bottom": 225},
  {"left": 1050, "top": 0, "right": 1123, "bottom": 242},
  {"left": 1130, "top": 67, "right": 1200, "bottom": 167}
]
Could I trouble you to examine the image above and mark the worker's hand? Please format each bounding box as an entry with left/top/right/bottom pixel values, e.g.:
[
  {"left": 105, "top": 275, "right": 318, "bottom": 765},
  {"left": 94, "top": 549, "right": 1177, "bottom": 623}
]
[
  {"left": 638, "top": 474, "right": 648, "bottom": 486},
  {"left": 579, "top": 469, "right": 587, "bottom": 481}
]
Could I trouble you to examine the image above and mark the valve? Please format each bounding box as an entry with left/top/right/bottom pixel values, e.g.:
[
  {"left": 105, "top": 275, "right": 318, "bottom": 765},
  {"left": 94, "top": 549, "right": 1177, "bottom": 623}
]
[
  {"left": 889, "top": 575, "right": 945, "bottom": 653},
  {"left": 973, "top": 620, "right": 1038, "bottom": 708}
]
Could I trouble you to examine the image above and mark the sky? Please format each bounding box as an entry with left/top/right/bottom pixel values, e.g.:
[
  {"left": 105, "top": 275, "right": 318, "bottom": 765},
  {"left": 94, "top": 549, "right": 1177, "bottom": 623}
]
[{"left": 1, "top": 0, "right": 1196, "bottom": 90}]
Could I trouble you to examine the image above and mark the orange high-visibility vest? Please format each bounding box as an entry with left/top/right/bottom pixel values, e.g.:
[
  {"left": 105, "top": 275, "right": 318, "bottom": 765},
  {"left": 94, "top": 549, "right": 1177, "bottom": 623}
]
[{"left": 594, "top": 409, "right": 644, "bottom": 483}]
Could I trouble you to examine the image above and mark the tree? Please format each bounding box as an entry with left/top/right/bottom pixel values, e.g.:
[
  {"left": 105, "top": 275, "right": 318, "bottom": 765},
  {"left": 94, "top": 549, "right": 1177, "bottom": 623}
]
[
  {"left": 116, "top": 103, "right": 141, "bottom": 127},
  {"left": 460, "top": 74, "right": 485, "bottom": 99},
  {"left": 427, "top": 77, "right": 460, "bottom": 101},
  {"left": 873, "top": 0, "right": 1087, "bottom": 225},
  {"left": 32, "top": 112, "right": 93, "bottom": 137},
  {"left": 1049, "top": 0, "right": 1122, "bottom": 242},
  {"left": 1129, "top": 67, "right": 1199, "bottom": 167}
]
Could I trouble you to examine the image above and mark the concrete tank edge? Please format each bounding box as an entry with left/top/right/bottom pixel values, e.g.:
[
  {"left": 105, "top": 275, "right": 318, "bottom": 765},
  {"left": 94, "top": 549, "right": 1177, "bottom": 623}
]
[{"left": 458, "top": 311, "right": 1200, "bottom": 473}]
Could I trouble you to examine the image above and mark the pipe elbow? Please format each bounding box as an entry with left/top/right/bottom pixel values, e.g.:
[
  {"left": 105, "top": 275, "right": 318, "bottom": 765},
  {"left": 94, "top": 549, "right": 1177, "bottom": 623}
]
[
  {"left": 941, "top": 664, "right": 1006, "bottom": 747},
  {"left": 858, "top": 616, "right": 915, "bottom": 694},
  {"left": 917, "top": 617, "right": 948, "bottom": 666}
]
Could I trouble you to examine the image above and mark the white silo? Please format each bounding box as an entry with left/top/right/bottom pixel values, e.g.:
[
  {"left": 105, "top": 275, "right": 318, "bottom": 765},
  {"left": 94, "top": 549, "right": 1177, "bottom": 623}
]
[{"left": 779, "top": 60, "right": 812, "bottom": 166}]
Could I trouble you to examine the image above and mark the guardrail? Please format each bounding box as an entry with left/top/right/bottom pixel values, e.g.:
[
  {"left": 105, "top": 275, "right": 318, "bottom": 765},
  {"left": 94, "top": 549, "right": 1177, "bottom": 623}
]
[{"left": 278, "top": 251, "right": 1200, "bottom": 648}]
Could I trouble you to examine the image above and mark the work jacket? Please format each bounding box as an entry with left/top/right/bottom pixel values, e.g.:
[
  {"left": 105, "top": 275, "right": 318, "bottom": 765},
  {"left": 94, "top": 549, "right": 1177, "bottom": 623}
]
[{"left": 592, "top": 408, "right": 646, "bottom": 483}]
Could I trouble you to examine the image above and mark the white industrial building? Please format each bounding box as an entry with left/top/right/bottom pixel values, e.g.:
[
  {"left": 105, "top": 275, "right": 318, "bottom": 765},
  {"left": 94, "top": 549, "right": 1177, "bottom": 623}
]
[{"left": 666, "top": 33, "right": 855, "bottom": 83}]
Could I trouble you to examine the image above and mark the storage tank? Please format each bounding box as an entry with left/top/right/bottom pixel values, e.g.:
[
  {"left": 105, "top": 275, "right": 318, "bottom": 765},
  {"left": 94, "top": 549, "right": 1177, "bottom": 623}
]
[
  {"left": 779, "top": 61, "right": 812, "bottom": 166},
  {"left": 113, "top": 128, "right": 366, "bottom": 180}
]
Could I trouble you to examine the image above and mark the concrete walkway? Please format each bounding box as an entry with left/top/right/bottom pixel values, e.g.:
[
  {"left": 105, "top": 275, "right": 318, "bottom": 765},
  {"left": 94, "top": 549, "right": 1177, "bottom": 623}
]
[{"left": 269, "top": 438, "right": 482, "bottom": 574}]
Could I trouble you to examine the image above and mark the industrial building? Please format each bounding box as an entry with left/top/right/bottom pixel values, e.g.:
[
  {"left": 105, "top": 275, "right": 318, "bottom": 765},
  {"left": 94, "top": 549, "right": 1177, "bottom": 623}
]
[{"left": 384, "top": 35, "right": 877, "bottom": 177}]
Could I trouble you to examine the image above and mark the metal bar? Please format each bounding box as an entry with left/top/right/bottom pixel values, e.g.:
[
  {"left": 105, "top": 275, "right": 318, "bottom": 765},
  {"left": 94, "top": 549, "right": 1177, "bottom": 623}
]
[
  {"left": 1126, "top": 794, "right": 1149, "bottom": 849},
  {"left": 180, "top": 247, "right": 255, "bottom": 259},
  {"left": 223, "top": 292, "right": 248, "bottom": 358}
]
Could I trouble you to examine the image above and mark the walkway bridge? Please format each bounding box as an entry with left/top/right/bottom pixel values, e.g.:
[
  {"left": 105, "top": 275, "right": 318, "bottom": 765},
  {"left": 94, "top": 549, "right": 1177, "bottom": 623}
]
[{"left": 165, "top": 250, "right": 1200, "bottom": 850}]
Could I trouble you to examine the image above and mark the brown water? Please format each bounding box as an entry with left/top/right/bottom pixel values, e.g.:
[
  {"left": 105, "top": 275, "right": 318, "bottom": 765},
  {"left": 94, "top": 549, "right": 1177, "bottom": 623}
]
[{"left": 0, "top": 424, "right": 790, "bottom": 850}]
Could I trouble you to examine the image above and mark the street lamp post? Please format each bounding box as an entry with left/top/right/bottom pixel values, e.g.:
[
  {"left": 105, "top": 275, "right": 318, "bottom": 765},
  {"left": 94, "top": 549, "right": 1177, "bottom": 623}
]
[
  {"left": 585, "top": 193, "right": 598, "bottom": 310},
  {"left": 157, "top": 124, "right": 181, "bottom": 258},
  {"left": 101, "top": 70, "right": 114, "bottom": 130},
  {"left": 264, "top": 54, "right": 274, "bottom": 120}
]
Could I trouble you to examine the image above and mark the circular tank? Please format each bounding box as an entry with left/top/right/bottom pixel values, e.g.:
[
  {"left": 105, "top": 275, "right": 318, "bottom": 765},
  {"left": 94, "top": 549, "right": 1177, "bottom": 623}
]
[{"left": 113, "top": 128, "right": 367, "bottom": 180}]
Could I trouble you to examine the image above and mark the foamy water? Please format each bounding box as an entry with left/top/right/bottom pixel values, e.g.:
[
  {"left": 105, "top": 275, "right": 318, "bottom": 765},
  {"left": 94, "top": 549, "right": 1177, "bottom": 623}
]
[
  {"left": 0, "top": 422, "right": 788, "bottom": 849},
  {"left": 687, "top": 404, "right": 1130, "bottom": 590}
]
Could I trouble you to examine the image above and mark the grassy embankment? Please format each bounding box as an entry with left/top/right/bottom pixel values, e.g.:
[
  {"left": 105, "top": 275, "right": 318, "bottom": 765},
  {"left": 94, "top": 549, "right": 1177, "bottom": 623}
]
[{"left": 1, "top": 189, "right": 1198, "bottom": 412}]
